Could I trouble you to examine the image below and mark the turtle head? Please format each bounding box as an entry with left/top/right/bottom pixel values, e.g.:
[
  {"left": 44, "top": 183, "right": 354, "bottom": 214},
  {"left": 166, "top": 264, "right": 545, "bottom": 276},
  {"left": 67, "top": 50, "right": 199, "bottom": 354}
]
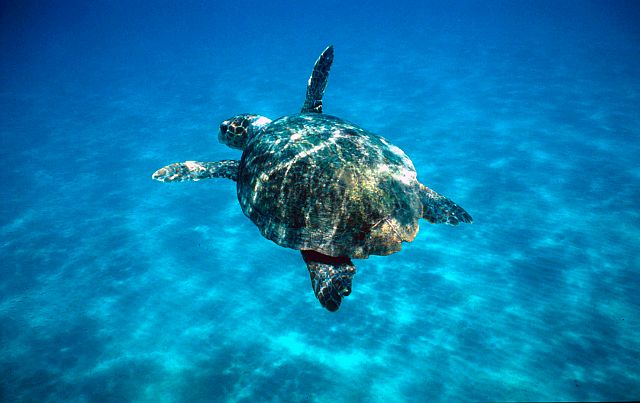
[{"left": 218, "top": 114, "right": 272, "bottom": 150}]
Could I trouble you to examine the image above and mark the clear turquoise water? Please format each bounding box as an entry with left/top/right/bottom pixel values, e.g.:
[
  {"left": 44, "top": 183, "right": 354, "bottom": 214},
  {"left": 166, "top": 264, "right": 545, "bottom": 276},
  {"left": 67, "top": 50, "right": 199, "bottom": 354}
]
[{"left": 1, "top": 1, "right": 639, "bottom": 402}]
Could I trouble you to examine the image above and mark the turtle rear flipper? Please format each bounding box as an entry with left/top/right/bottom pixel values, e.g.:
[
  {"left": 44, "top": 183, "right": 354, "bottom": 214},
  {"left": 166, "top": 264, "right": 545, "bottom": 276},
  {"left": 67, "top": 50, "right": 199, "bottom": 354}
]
[
  {"left": 302, "top": 250, "right": 356, "bottom": 312},
  {"left": 152, "top": 160, "right": 240, "bottom": 182},
  {"left": 419, "top": 184, "right": 473, "bottom": 225},
  {"left": 301, "top": 45, "right": 334, "bottom": 114}
]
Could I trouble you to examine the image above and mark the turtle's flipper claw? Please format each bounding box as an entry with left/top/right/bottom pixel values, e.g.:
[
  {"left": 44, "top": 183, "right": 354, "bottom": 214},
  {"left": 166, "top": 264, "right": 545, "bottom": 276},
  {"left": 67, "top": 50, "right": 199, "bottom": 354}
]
[{"left": 302, "top": 250, "right": 356, "bottom": 312}]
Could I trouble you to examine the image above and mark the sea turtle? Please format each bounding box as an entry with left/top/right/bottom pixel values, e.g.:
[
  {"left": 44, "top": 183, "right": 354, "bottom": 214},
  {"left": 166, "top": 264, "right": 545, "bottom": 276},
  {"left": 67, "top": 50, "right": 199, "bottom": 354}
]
[{"left": 152, "top": 46, "right": 472, "bottom": 311}]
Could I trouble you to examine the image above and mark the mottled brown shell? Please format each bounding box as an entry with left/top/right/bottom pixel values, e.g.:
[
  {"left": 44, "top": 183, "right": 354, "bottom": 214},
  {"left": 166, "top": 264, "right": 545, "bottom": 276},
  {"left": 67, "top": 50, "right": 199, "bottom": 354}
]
[{"left": 237, "top": 113, "right": 422, "bottom": 259}]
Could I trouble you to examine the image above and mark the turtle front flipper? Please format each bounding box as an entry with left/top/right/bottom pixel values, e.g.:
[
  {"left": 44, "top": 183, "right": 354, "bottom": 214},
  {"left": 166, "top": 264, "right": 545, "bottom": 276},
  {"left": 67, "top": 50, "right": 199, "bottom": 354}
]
[
  {"left": 152, "top": 160, "right": 240, "bottom": 182},
  {"left": 419, "top": 183, "right": 473, "bottom": 225},
  {"left": 302, "top": 250, "right": 356, "bottom": 312},
  {"left": 301, "top": 45, "right": 334, "bottom": 114}
]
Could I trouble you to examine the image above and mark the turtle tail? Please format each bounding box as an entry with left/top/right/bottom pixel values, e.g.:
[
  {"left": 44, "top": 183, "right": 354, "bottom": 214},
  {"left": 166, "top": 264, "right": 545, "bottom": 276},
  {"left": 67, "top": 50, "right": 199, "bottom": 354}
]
[{"left": 302, "top": 250, "right": 356, "bottom": 312}]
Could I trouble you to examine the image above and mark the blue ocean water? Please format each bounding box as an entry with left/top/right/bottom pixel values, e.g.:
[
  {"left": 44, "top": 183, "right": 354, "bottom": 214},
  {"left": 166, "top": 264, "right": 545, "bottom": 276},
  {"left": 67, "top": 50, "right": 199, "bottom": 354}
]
[{"left": 1, "top": 1, "right": 639, "bottom": 401}]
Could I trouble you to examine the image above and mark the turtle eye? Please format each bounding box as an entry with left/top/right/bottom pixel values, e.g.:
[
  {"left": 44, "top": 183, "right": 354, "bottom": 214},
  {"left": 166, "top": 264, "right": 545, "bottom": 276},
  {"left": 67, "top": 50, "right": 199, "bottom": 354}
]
[{"left": 219, "top": 123, "right": 228, "bottom": 135}]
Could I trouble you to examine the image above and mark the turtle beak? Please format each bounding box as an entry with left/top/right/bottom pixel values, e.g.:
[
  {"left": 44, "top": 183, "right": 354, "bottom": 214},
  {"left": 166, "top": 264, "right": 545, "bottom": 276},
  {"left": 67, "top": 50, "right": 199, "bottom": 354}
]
[
  {"left": 218, "top": 120, "right": 230, "bottom": 145},
  {"left": 219, "top": 121, "right": 229, "bottom": 135}
]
